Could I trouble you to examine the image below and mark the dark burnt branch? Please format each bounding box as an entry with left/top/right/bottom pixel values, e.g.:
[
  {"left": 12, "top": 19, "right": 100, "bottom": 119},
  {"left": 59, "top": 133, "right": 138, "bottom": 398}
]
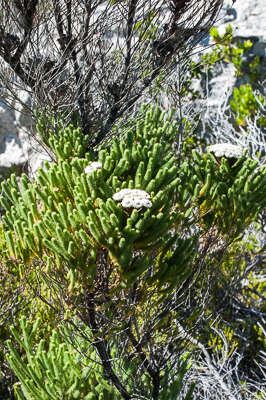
[
  {"left": 53, "top": 0, "right": 67, "bottom": 54},
  {"left": 168, "top": 0, "right": 193, "bottom": 36},
  {"left": 82, "top": 291, "right": 131, "bottom": 400},
  {"left": 13, "top": 0, "right": 39, "bottom": 59},
  {"left": 9, "top": 57, "right": 36, "bottom": 87},
  {"left": 0, "top": 1, "right": 39, "bottom": 88},
  {"left": 71, "top": 47, "right": 88, "bottom": 133},
  {"left": 92, "top": 62, "right": 167, "bottom": 147},
  {"left": 66, "top": 0, "right": 72, "bottom": 37},
  {"left": 122, "top": 0, "right": 138, "bottom": 88},
  {"left": 83, "top": 0, "right": 92, "bottom": 38},
  {"left": 126, "top": 322, "right": 161, "bottom": 400}
]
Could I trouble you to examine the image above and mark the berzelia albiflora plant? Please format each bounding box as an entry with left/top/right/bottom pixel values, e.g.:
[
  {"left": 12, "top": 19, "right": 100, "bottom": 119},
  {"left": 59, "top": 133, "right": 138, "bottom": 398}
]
[{"left": 1, "top": 105, "right": 266, "bottom": 399}]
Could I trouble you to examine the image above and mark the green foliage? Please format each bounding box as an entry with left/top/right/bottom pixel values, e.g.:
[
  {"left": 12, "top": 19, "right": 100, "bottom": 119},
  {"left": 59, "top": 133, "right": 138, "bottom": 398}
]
[
  {"left": 1, "top": 105, "right": 265, "bottom": 291},
  {"left": 181, "top": 148, "right": 266, "bottom": 235},
  {"left": 1, "top": 104, "right": 265, "bottom": 399},
  {"left": 6, "top": 315, "right": 195, "bottom": 400},
  {"left": 0, "top": 106, "right": 193, "bottom": 291},
  {"left": 230, "top": 83, "right": 266, "bottom": 127},
  {"left": 0, "top": 224, "right": 64, "bottom": 400},
  {"left": 6, "top": 317, "right": 121, "bottom": 400},
  {"left": 166, "top": 23, "right": 266, "bottom": 151},
  {"left": 107, "top": 342, "right": 194, "bottom": 399},
  {"left": 207, "top": 325, "right": 238, "bottom": 358},
  {"left": 36, "top": 112, "right": 89, "bottom": 160},
  {"left": 158, "top": 352, "right": 195, "bottom": 400},
  {"left": 197, "top": 25, "right": 265, "bottom": 132},
  {"left": 134, "top": 9, "right": 158, "bottom": 41},
  {"left": 182, "top": 24, "right": 254, "bottom": 101},
  {"left": 206, "top": 25, "right": 253, "bottom": 77},
  {"left": 0, "top": 223, "right": 7, "bottom": 253},
  {"left": 183, "top": 24, "right": 263, "bottom": 101}
]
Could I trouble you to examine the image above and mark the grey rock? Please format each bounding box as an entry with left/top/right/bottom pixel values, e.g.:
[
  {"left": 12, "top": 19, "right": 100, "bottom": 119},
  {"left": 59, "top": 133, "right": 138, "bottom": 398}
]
[
  {"left": 0, "top": 102, "right": 16, "bottom": 146},
  {"left": 207, "top": 63, "right": 236, "bottom": 108},
  {"left": 200, "top": 0, "right": 266, "bottom": 116},
  {"left": 14, "top": 90, "right": 34, "bottom": 134},
  {"left": 0, "top": 101, "right": 27, "bottom": 173},
  {"left": 0, "top": 133, "right": 27, "bottom": 173},
  {"left": 217, "top": 0, "right": 266, "bottom": 58}
]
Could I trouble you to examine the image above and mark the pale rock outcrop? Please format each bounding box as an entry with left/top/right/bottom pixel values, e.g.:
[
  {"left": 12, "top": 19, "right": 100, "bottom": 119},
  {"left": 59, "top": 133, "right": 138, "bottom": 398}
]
[{"left": 0, "top": 102, "right": 27, "bottom": 174}]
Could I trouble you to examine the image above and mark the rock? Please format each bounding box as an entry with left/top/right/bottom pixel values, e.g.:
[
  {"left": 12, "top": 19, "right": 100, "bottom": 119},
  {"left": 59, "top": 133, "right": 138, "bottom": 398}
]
[
  {"left": 13, "top": 90, "right": 34, "bottom": 133},
  {"left": 0, "top": 102, "right": 27, "bottom": 174},
  {"left": 0, "top": 90, "right": 53, "bottom": 178},
  {"left": 12, "top": 90, "right": 53, "bottom": 178},
  {"left": 206, "top": 63, "right": 236, "bottom": 108},
  {"left": 197, "top": 0, "right": 266, "bottom": 138},
  {"left": 0, "top": 102, "right": 17, "bottom": 147},
  {"left": 216, "top": 0, "right": 266, "bottom": 58},
  {"left": 20, "top": 133, "right": 53, "bottom": 179},
  {"left": 0, "top": 133, "right": 27, "bottom": 173}
]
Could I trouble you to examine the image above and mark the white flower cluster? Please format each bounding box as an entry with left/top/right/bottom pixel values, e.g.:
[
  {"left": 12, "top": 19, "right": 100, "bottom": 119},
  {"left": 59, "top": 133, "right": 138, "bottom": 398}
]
[
  {"left": 84, "top": 161, "right": 102, "bottom": 174},
  {"left": 113, "top": 189, "right": 152, "bottom": 209},
  {"left": 208, "top": 143, "right": 244, "bottom": 159}
]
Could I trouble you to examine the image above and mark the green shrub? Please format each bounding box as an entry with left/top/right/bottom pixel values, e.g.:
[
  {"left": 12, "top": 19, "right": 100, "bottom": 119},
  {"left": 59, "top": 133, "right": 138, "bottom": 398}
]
[
  {"left": 1, "top": 105, "right": 265, "bottom": 398},
  {"left": 230, "top": 84, "right": 266, "bottom": 128},
  {"left": 7, "top": 317, "right": 121, "bottom": 400}
]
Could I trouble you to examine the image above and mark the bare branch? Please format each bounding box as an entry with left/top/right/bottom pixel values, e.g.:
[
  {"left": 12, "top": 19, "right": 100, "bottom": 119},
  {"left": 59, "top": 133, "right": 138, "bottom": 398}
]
[{"left": 0, "top": 0, "right": 223, "bottom": 149}]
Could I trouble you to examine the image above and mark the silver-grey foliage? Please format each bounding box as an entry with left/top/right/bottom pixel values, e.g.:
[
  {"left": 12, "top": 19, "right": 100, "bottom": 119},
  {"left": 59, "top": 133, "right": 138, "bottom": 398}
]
[{"left": 185, "top": 326, "right": 266, "bottom": 400}]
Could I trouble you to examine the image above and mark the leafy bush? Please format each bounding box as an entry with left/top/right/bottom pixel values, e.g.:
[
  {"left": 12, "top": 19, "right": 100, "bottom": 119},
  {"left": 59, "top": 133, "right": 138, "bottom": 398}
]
[
  {"left": 230, "top": 84, "right": 266, "bottom": 128},
  {"left": 0, "top": 104, "right": 265, "bottom": 398},
  {"left": 7, "top": 317, "right": 121, "bottom": 400}
]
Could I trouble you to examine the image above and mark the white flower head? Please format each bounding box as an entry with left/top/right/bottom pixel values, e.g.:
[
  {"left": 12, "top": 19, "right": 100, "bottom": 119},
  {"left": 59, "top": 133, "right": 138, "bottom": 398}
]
[
  {"left": 208, "top": 143, "right": 244, "bottom": 159},
  {"left": 84, "top": 161, "right": 102, "bottom": 174},
  {"left": 113, "top": 189, "right": 150, "bottom": 201},
  {"left": 113, "top": 189, "right": 152, "bottom": 209},
  {"left": 121, "top": 196, "right": 152, "bottom": 209}
]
